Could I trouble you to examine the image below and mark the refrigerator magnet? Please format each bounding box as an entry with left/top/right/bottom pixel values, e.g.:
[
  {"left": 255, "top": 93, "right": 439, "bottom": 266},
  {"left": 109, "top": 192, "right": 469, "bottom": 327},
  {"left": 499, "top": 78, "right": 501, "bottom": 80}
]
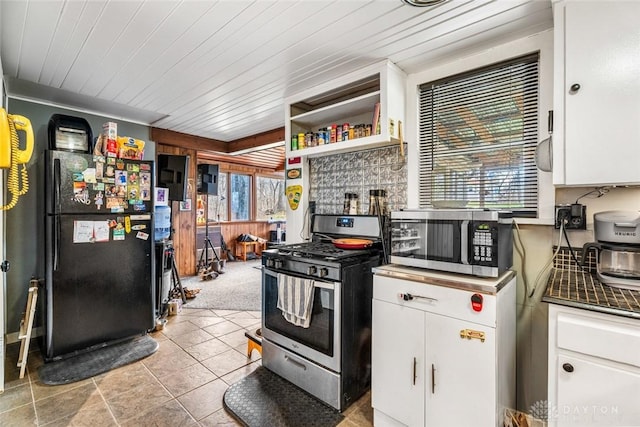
[
  {"left": 94, "top": 191, "right": 104, "bottom": 210},
  {"left": 130, "top": 214, "right": 151, "bottom": 220},
  {"left": 113, "top": 221, "right": 125, "bottom": 240},
  {"left": 115, "top": 170, "right": 127, "bottom": 185},
  {"left": 83, "top": 168, "right": 97, "bottom": 184},
  {"left": 136, "top": 231, "right": 149, "bottom": 241},
  {"left": 128, "top": 172, "right": 139, "bottom": 185},
  {"left": 128, "top": 186, "right": 139, "bottom": 200},
  {"left": 95, "top": 162, "right": 104, "bottom": 179}
]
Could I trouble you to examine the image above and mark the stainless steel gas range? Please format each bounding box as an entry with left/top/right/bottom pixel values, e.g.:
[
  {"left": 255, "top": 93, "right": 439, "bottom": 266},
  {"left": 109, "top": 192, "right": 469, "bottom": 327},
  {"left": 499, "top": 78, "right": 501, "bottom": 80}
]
[{"left": 261, "top": 214, "right": 384, "bottom": 411}]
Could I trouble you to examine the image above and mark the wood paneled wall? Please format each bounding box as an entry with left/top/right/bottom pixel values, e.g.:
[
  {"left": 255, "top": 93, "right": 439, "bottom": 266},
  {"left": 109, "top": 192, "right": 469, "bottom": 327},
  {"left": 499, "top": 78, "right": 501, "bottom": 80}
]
[
  {"left": 155, "top": 145, "right": 282, "bottom": 276},
  {"left": 196, "top": 222, "right": 274, "bottom": 259}
]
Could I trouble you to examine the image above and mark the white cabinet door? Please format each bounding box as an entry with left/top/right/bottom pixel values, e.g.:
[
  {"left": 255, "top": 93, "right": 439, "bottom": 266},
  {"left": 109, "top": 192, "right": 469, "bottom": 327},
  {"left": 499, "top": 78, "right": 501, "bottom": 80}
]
[
  {"left": 556, "top": 354, "right": 640, "bottom": 427},
  {"left": 426, "top": 313, "right": 497, "bottom": 427},
  {"left": 372, "top": 299, "right": 426, "bottom": 427},
  {"left": 562, "top": 1, "right": 640, "bottom": 185}
]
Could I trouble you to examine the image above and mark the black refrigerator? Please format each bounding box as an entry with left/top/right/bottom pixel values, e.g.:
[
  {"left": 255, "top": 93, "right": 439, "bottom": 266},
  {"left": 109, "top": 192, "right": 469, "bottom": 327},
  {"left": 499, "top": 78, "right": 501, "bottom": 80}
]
[{"left": 43, "top": 150, "right": 155, "bottom": 361}]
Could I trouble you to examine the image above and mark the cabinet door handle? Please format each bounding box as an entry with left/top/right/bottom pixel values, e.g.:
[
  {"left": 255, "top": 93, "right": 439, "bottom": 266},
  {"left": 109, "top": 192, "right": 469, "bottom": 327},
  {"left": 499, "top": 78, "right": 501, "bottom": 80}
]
[
  {"left": 413, "top": 357, "right": 417, "bottom": 385},
  {"left": 562, "top": 363, "right": 574, "bottom": 373},
  {"left": 398, "top": 292, "right": 438, "bottom": 303},
  {"left": 569, "top": 83, "right": 581, "bottom": 93},
  {"left": 431, "top": 363, "right": 436, "bottom": 394}
]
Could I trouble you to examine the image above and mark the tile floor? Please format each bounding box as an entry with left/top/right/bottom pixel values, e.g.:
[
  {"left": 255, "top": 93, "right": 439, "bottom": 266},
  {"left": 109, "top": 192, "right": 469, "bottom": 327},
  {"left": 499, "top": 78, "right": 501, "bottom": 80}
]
[{"left": 0, "top": 307, "right": 373, "bottom": 426}]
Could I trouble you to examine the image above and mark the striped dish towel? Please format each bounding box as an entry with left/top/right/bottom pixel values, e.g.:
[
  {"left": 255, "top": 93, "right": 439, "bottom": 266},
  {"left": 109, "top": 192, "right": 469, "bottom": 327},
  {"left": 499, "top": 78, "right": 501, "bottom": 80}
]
[{"left": 276, "top": 273, "right": 315, "bottom": 328}]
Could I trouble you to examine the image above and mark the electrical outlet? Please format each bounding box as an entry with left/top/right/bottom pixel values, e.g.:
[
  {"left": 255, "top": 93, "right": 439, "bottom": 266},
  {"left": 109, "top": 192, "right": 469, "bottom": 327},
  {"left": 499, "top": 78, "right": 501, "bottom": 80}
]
[{"left": 555, "top": 204, "right": 587, "bottom": 230}]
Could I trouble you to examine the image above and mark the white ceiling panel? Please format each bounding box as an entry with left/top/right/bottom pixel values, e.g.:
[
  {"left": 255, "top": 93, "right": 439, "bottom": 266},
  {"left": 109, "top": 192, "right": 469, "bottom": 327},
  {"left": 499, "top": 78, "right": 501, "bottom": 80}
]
[
  {"left": 79, "top": 1, "right": 180, "bottom": 96},
  {"left": 0, "top": 0, "right": 553, "bottom": 145},
  {"left": 46, "top": 1, "right": 109, "bottom": 88},
  {"left": 39, "top": 1, "right": 91, "bottom": 86},
  {"left": 63, "top": 2, "right": 144, "bottom": 93}
]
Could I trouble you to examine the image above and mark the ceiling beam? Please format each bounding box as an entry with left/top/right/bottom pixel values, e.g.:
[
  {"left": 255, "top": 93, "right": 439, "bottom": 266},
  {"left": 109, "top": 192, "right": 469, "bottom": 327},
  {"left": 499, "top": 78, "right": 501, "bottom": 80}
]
[
  {"left": 227, "top": 128, "right": 285, "bottom": 153},
  {"left": 151, "top": 126, "right": 284, "bottom": 154},
  {"left": 150, "top": 128, "right": 227, "bottom": 152}
]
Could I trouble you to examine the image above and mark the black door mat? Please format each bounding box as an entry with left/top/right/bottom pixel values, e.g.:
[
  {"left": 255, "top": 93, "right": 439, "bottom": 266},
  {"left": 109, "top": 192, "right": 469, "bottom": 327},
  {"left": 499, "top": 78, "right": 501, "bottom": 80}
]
[
  {"left": 223, "top": 367, "right": 344, "bottom": 427},
  {"left": 38, "top": 335, "right": 158, "bottom": 385}
]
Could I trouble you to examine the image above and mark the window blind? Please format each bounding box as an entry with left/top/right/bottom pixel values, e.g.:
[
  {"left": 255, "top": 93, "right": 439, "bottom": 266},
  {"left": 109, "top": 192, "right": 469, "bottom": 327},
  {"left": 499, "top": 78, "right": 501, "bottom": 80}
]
[{"left": 418, "top": 53, "right": 539, "bottom": 217}]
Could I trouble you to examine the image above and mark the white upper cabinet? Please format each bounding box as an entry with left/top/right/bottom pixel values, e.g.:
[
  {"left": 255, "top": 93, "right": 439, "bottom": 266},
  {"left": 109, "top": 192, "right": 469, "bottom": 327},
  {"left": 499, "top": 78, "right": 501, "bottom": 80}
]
[
  {"left": 553, "top": 0, "right": 640, "bottom": 186},
  {"left": 285, "top": 60, "right": 406, "bottom": 159}
]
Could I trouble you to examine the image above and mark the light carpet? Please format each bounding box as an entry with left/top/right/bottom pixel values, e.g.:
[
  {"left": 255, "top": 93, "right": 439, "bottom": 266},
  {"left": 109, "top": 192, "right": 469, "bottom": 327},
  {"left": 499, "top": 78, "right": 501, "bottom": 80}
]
[{"left": 180, "top": 259, "right": 262, "bottom": 311}]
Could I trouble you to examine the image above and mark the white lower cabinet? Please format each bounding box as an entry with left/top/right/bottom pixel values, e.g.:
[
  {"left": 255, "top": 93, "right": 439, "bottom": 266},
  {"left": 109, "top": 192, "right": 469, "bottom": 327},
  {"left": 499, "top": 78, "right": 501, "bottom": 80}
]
[
  {"left": 372, "top": 269, "right": 515, "bottom": 427},
  {"left": 548, "top": 305, "right": 640, "bottom": 427},
  {"left": 372, "top": 300, "right": 426, "bottom": 427}
]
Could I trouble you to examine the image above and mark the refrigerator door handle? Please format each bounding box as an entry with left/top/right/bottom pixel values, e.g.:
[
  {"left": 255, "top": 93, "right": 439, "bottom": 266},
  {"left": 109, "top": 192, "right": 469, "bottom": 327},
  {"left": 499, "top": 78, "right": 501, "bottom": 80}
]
[
  {"left": 54, "top": 158, "right": 61, "bottom": 214},
  {"left": 54, "top": 215, "right": 60, "bottom": 270},
  {"left": 53, "top": 158, "right": 61, "bottom": 270}
]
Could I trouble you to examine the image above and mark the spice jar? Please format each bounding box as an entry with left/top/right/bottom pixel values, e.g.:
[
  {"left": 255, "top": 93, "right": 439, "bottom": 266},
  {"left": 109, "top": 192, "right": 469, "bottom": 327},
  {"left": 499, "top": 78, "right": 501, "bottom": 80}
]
[
  {"left": 349, "top": 193, "right": 359, "bottom": 215},
  {"left": 343, "top": 193, "right": 359, "bottom": 215}
]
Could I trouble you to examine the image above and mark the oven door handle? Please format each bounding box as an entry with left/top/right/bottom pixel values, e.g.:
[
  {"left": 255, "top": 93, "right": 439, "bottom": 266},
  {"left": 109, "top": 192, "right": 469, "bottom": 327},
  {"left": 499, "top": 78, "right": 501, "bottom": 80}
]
[{"left": 264, "top": 268, "right": 337, "bottom": 290}]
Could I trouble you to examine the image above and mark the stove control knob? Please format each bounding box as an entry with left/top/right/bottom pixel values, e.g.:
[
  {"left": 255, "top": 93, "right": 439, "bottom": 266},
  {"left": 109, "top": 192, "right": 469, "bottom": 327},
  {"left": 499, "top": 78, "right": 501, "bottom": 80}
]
[
  {"left": 274, "top": 259, "right": 284, "bottom": 269},
  {"left": 319, "top": 268, "right": 329, "bottom": 278},
  {"left": 307, "top": 266, "right": 317, "bottom": 275},
  {"left": 266, "top": 259, "right": 275, "bottom": 268}
]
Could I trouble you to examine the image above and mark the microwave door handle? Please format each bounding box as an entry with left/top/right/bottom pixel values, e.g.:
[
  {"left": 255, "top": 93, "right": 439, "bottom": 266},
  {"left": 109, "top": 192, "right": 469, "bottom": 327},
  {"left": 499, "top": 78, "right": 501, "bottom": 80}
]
[{"left": 460, "top": 220, "right": 469, "bottom": 265}]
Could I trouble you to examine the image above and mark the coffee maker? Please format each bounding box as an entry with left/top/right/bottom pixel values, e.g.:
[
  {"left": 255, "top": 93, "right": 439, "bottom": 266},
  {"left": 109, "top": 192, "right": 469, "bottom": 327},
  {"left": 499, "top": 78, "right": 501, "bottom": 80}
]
[{"left": 582, "top": 211, "right": 640, "bottom": 290}]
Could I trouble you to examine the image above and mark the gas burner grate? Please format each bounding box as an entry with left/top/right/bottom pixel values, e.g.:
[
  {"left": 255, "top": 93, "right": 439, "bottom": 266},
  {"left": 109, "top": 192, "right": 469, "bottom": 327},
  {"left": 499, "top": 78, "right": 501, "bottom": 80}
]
[
  {"left": 274, "top": 242, "right": 372, "bottom": 260},
  {"left": 543, "top": 248, "right": 640, "bottom": 316}
]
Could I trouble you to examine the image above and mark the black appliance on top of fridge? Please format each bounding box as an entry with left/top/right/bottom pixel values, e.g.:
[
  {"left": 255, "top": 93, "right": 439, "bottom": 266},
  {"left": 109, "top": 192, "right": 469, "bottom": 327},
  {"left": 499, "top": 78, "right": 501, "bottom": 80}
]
[{"left": 43, "top": 149, "right": 155, "bottom": 361}]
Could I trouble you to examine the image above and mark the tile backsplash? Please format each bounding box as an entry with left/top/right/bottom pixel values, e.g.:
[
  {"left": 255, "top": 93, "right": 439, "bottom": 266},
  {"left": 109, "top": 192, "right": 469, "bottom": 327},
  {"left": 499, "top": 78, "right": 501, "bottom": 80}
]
[{"left": 309, "top": 145, "right": 407, "bottom": 215}]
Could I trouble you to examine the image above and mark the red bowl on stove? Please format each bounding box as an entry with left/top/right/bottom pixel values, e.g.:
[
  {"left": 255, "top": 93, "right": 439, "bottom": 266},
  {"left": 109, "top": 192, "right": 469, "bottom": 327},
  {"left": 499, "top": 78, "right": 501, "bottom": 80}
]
[{"left": 332, "top": 238, "right": 373, "bottom": 250}]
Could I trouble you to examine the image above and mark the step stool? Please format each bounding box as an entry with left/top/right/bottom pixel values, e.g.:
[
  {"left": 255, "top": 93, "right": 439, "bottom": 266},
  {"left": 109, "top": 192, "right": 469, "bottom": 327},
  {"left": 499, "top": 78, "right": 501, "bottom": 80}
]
[{"left": 245, "top": 330, "right": 262, "bottom": 357}]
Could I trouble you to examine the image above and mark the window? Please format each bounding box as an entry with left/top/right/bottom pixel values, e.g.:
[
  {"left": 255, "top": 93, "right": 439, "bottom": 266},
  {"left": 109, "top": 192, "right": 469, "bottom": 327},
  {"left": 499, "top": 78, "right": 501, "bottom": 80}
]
[
  {"left": 197, "top": 172, "right": 227, "bottom": 224},
  {"left": 418, "top": 53, "right": 539, "bottom": 217},
  {"left": 230, "top": 173, "right": 250, "bottom": 221},
  {"left": 256, "top": 175, "right": 286, "bottom": 220},
  {"left": 195, "top": 167, "right": 284, "bottom": 223}
]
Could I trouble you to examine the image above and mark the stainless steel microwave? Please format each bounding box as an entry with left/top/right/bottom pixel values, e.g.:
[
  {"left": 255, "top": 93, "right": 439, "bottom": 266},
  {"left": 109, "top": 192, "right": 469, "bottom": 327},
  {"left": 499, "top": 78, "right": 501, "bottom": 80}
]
[{"left": 390, "top": 209, "right": 513, "bottom": 277}]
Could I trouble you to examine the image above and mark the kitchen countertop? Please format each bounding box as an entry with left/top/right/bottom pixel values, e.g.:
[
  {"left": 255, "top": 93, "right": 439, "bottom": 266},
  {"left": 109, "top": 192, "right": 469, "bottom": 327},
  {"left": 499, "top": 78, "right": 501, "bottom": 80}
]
[
  {"left": 372, "top": 264, "right": 516, "bottom": 295},
  {"left": 542, "top": 248, "right": 640, "bottom": 320}
]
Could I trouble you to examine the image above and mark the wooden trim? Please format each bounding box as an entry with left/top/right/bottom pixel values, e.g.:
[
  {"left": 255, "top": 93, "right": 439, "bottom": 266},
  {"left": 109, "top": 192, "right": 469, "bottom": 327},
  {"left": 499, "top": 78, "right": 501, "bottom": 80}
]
[
  {"left": 151, "top": 126, "right": 284, "bottom": 154},
  {"left": 227, "top": 128, "right": 285, "bottom": 153},
  {"left": 198, "top": 159, "right": 276, "bottom": 175},
  {"left": 151, "top": 128, "right": 227, "bottom": 152}
]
